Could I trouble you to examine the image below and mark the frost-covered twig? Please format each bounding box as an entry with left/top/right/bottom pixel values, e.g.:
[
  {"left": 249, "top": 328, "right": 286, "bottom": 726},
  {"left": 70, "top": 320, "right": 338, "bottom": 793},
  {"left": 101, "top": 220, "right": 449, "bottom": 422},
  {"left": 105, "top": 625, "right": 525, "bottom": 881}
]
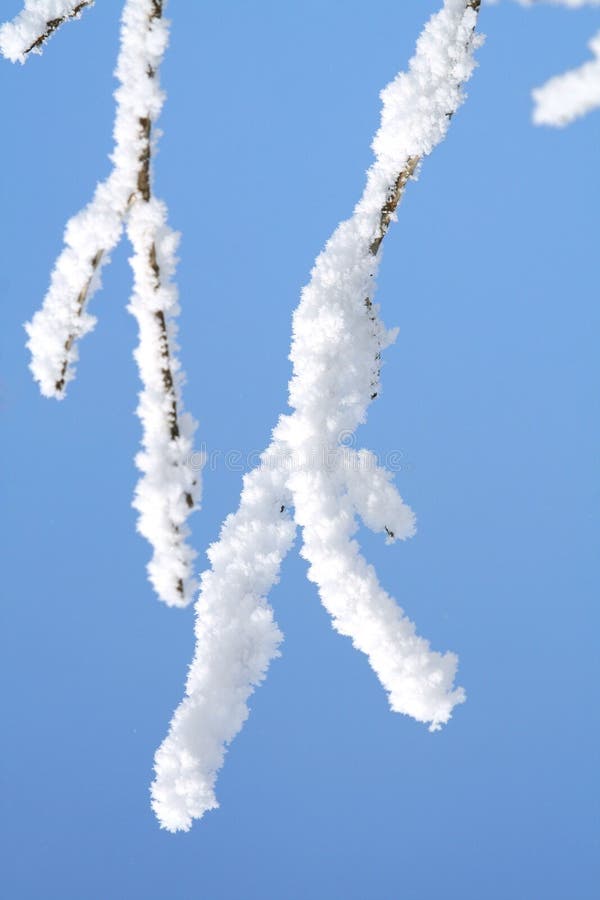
[
  {"left": 21, "top": 0, "right": 201, "bottom": 606},
  {"left": 533, "top": 29, "right": 600, "bottom": 124},
  {"left": 152, "top": 0, "right": 481, "bottom": 832},
  {"left": 25, "top": 0, "right": 154, "bottom": 398},
  {"left": 122, "top": 0, "right": 200, "bottom": 606},
  {"left": 0, "top": 0, "right": 94, "bottom": 63},
  {"left": 501, "top": 0, "right": 600, "bottom": 124},
  {"left": 25, "top": 180, "right": 127, "bottom": 397},
  {"left": 127, "top": 193, "right": 199, "bottom": 606}
]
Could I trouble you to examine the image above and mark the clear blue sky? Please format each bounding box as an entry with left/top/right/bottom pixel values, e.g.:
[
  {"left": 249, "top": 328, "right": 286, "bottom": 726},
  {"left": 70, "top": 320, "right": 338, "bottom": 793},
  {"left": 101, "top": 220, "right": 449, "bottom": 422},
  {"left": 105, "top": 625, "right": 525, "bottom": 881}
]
[{"left": 1, "top": 2, "right": 599, "bottom": 898}]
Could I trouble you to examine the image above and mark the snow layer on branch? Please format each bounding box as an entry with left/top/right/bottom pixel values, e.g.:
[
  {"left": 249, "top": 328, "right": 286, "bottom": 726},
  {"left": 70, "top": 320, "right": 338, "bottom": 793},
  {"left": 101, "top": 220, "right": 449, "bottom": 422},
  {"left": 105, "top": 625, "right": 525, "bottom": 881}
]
[
  {"left": 289, "top": 466, "right": 459, "bottom": 727},
  {"left": 272, "top": 0, "right": 477, "bottom": 730},
  {"left": 121, "top": 0, "right": 201, "bottom": 607},
  {"left": 24, "top": 0, "right": 201, "bottom": 607},
  {"left": 497, "top": 0, "right": 600, "bottom": 124},
  {"left": 152, "top": 0, "right": 479, "bottom": 832},
  {"left": 25, "top": 0, "right": 169, "bottom": 397},
  {"left": 152, "top": 458, "right": 295, "bottom": 830},
  {"left": 533, "top": 30, "right": 600, "bottom": 124},
  {"left": 0, "top": 1, "right": 93, "bottom": 63},
  {"left": 127, "top": 198, "right": 200, "bottom": 607},
  {"left": 25, "top": 180, "right": 124, "bottom": 397}
]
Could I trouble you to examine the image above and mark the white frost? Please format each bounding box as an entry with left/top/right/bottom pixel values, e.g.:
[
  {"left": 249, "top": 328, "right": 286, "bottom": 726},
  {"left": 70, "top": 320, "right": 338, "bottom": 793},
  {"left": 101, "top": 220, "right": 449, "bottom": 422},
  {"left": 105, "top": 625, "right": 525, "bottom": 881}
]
[
  {"left": 533, "top": 30, "right": 600, "bottom": 125},
  {"left": 19, "top": 0, "right": 202, "bottom": 606},
  {"left": 499, "top": 0, "right": 600, "bottom": 124},
  {"left": 127, "top": 199, "right": 200, "bottom": 607},
  {"left": 0, "top": 0, "right": 93, "bottom": 63},
  {"left": 152, "top": 0, "right": 480, "bottom": 833}
]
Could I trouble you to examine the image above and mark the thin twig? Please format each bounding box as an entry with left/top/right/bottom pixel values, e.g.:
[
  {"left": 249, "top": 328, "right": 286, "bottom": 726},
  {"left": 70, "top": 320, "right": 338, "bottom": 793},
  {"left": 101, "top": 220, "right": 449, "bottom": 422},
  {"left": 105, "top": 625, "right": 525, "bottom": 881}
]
[
  {"left": 134, "top": 0, "right": 194, "bottom": 601},
  {"left": 370, "top": 0, "right": 480, "bottom": 259},
  {"left": 137, "top": 1, "right": 186, "bottom": 449},
  {"left": 53, "top": 186, "right": 136, "bottom": 396},
  {"left": 55, "top": 0, "right": 181, "bottom": 433},
  {"left": 364, "top": 0, "right": 481, "bottom": 532},
  {"left": 23, "top": 1, "right": 94, "bottom": 57},
  {"left": 54, "top": 248, "right": 103, "bottom": 393}
]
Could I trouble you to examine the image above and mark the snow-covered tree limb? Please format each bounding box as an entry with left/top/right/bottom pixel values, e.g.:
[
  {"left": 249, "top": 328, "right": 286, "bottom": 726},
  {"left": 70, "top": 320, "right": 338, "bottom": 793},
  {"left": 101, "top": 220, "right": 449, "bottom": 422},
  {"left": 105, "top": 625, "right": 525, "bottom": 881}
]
[
  {"left": 0, "top": 0, "right": 94, "bottom": 63},
  {"left": 152, "top": 0, "right": 481, "bottom": 833},
  {"left": 24, "top": 181, "right": 127, "bottom": 397},
  {"left": 533, "top": 29, "right": 600, "bottom": 124},
  {"left": 24, "top": 0, "right": 160, "bottom": 398},
  {"left": 19, "top": 0, "right": 201, "bottom": 606},
  {"left": 127, "top": 196, "right": 200, "bottom": 606},
  {"left": 499, "top": 0, "right": 600, "bottom": 124},
  {"left": 342, "top": 449, "right": 416, "bottom": 542},
  {"left": 122, "top": 0, "right": 200, "bottom": 606}
]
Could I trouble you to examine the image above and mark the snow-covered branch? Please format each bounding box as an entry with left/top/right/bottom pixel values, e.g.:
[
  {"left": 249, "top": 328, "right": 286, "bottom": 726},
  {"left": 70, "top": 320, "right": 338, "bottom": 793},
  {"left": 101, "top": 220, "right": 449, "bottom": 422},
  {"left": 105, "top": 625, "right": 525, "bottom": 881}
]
[
  {"left": 533, "top": 29, "right": 600, "bottom": 124},
  {"left": 22, "top": 0, "right": 201, "bottom": 606},
  {"left": 152, "top": 0, "right": 481, "bottom": 832},
  {"left": 25, "top": 180, "right": 127, "bottom": 397},
  {"left": 499, "top": 0, "right": 600, "bottom": 124},
  {"left": 122, "top": 0, "right": 200, "bottom": 606},
  {"left": 0, "top": 0, "right": 94, "bottom": 63},
  {"left": 127, "top": 197, "right": 200, "bottom": 606},
  {"left": 25, "top": 0, "right": 161, "bottom": 398}
]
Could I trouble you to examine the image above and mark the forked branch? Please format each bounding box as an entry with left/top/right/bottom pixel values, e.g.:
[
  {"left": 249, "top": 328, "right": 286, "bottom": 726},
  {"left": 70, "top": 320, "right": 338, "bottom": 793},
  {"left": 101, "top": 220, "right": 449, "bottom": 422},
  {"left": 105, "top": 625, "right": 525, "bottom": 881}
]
[
  {"left": 17, "top": 0, "right": 201, "bottom": 606},
  {"left": 152, "top": 0, "right": 482, "bottom": 832}
]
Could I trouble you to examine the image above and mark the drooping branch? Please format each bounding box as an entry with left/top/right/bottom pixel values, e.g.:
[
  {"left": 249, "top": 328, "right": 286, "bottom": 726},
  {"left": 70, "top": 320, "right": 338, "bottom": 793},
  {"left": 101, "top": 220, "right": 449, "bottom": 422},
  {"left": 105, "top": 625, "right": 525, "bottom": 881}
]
[
  {"left": 21, "top": 0, "right": 201, "bottom": 607},
  {"left": 533, "top": 29, "right": 600, "bottom": 125},
  {"left": 25, "top": 179, "right": 129, "bottom": 397},
  {"left": 152, "top": 0, "right": 482, "bottom": 832},
  {"left": 0, "top": 0, "right": 94, "bottom": 63},
  {"left": 133, "top": 37, "right": 192, "bottom": 466},
  {"left": 497, "top": 1, "right": 600, "bottom": 124},
  {"left": 123, "top": 0, "right": 200, "bottom": 606}
]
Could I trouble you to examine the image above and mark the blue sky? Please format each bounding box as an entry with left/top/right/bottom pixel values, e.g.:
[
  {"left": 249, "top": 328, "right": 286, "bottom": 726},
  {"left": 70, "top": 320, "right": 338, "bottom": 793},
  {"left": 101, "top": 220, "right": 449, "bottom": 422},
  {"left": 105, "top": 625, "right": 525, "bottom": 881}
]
[{"left": 1, "top": 1, "right": 599, "bottom": 897}]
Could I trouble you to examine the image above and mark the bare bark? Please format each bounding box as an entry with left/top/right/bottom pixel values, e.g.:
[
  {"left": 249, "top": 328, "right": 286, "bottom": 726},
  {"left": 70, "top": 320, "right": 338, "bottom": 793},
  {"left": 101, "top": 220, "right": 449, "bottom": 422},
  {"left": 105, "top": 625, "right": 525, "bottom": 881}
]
[{"left": 369, "top": 155, "right": 421, "bottom": 257}]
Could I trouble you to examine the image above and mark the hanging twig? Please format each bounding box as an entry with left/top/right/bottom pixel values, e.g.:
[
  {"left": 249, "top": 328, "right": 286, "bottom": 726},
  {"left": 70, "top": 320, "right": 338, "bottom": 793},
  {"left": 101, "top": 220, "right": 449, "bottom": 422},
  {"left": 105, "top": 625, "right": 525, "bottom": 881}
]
[
  {"left": 12, "top": 0, "right": 201, "bottom": 606},
  {"left": 123, "top": 0, "right": 200, "bottom": 606}
]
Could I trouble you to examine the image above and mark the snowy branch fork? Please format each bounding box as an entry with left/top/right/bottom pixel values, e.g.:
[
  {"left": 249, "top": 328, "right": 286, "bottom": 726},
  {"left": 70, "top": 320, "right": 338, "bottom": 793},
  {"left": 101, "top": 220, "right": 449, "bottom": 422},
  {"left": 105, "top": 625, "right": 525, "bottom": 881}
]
[
  {"left": 151, "top": 0, "right": 481, "bottom": 833},
  {"left": 5, "top": 0, "right": 201, "bottom": 607}
]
